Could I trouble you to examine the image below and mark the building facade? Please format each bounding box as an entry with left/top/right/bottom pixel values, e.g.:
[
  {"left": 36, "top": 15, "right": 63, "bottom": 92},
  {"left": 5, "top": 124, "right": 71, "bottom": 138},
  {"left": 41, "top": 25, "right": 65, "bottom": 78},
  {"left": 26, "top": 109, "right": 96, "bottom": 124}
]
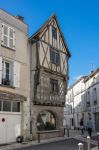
[
  {"left": 0, "top": 9, "right": 30, "bottom": 144},
  {"left": 0, "top": 9, "right": 70, "bottom": 143},
  {"left": 29, "top": 14, "right": 71, "bottom": 139},
  {"left": 65, "top": 69, "right": 99, "bottom": 132}
]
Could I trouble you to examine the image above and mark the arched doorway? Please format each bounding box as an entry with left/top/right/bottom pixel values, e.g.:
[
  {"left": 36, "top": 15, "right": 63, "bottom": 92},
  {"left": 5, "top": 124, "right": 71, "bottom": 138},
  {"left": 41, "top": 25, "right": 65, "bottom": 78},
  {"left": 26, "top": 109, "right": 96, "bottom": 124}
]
[{"left": 37, "top": 111, "right": 56, "bottom": 131}]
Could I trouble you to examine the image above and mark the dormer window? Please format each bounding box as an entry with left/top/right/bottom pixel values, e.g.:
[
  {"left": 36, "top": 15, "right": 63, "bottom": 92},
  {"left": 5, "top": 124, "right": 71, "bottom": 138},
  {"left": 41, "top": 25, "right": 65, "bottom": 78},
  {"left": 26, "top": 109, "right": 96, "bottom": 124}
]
[
  {"left": 1, "top": 24, "right": 15, "bottom": 49},
  {"left": 52, "top": 26, "right": 57, "bottom": 40},
  {"left": 50, "top": 49, "right": 60, "bottom": 65}
]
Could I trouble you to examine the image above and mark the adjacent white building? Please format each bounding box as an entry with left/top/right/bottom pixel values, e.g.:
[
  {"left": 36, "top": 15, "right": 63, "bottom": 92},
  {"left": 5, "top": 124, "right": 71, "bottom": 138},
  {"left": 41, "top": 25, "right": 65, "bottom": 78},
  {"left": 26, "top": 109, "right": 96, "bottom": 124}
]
[{"left": 64, "top": 69, "right": 99, "bottom": 132}]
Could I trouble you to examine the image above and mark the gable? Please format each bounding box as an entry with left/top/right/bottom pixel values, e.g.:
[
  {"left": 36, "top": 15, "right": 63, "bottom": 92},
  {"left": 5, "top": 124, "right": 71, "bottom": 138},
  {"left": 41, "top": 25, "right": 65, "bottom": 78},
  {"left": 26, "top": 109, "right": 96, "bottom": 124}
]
[{"left": 29, "top": 14, "right": 71, "bottom": 57}]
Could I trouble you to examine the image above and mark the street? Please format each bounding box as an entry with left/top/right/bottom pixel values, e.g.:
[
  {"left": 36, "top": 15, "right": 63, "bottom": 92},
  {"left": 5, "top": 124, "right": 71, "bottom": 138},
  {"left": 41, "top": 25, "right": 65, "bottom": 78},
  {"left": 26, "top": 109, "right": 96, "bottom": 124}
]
[{"left": 15, "top": 139, "right": 96, "bottom": 150}]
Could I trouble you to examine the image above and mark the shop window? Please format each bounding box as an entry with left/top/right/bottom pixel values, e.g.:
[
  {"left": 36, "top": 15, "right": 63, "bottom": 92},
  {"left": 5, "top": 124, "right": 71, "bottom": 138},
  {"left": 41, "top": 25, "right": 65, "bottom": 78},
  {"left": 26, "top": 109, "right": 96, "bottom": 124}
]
[
  {"left": 12, "top": 102, "right": 20, "bottom": 112},
  {"left": 3, "top": 101, "right": 11, "bottom": 112},
  {"left": 37, "top": 111, "right": 56, "bottom": 131}
]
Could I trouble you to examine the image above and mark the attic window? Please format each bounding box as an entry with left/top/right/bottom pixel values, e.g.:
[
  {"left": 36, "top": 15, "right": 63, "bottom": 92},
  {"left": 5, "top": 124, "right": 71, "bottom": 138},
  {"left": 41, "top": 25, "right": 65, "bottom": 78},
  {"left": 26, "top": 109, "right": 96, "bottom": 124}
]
[{"left": 52, "top": 26, "right": 57, "bottom": 40}]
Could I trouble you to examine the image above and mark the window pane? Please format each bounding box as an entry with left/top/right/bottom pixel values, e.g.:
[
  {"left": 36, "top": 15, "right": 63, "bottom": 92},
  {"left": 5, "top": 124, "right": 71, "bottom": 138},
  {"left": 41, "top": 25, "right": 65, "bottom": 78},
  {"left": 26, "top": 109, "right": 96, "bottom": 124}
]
[
  {"left": 56, "top": 53, "right": 60, "bottom": 64},
  {"left": 9, "top": 39, "right": 13, "bottom": 48},
  {"left": 52, "top": 27, "right": 57, "bottom": 39},
  {"left": 9, "top": 29, "right": 13, "bottom": 38},
  {"left": 4, "top": 36, "right": 8, "bottom": 46},
  {"left": 50, "top": 79, "right": 58, "bottom": 93},
  {"left": 12, "top": 102, "right": 20, "bottom": 112},
  {"left": 3, "top": 101, "right": 11, "bottom": 111},
  {"left": 50, "top": 50, "right": 55, "bottom": 63},
  {"left": 54, "top": 80, "right": 58, "bottom": 93},
  {"left": 5, "top": 62, "right": 9, "bottom": 80},
  {"left": 50, "top": 79, "right": 54, "bottom": 92},
  {"left": 4, "top": 26, "right": 8, "bottom": 35},
  {"left": 0, "top": 101, "right": 2, "bottom": 111}
]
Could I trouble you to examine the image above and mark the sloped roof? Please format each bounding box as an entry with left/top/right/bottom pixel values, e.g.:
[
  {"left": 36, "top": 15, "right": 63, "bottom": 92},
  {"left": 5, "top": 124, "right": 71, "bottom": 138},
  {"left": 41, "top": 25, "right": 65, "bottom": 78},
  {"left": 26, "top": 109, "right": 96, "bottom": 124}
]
[
  {"left": 84, "top": 68, "right": 99, "bottom": 82},
  {"left": 29, "top": 14, "right": 71, "bottom": 57},
  {"left": 68, "top": 76, "right": 87, "bottom": 90}
]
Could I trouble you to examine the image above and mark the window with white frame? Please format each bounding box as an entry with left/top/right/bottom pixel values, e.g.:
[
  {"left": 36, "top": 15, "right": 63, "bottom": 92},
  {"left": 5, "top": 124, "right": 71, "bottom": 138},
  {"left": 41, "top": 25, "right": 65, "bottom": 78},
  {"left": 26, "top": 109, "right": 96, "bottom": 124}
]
[
  {"left": 2, "top": 60, "right": 12, "bottom": 86},
  {"left": 0, "top": 100, "right": 21, "bottom": 112},
  {"left": 3, "top": 101, "right": 11, "bottom": 111},
  {"left": 0, "top": 57, "right": 20, "bottom": 88},
  {"left": 1, "top": 24, "right": 15, "bottom": 49},
  {"left": 12, "top": 101, "right": 20, "bottom": 112}
]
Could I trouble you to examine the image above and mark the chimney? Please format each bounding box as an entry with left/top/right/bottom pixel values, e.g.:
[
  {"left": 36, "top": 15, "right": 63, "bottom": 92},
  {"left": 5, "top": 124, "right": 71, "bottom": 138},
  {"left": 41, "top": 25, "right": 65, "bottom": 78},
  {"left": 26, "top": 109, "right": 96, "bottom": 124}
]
[
  {"left": 16, "top": 15, "right": 24, "bottom": 22},
  {"left": 91, "top": 70, "right": 94, "bottom": 74}
]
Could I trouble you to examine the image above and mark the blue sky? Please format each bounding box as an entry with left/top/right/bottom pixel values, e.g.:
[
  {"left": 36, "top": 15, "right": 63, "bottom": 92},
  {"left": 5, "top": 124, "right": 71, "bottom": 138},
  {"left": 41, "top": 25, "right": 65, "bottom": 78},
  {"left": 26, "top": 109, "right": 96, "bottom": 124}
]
[{"left": 0, "top": 0, "right": 99, "bottom": 85}]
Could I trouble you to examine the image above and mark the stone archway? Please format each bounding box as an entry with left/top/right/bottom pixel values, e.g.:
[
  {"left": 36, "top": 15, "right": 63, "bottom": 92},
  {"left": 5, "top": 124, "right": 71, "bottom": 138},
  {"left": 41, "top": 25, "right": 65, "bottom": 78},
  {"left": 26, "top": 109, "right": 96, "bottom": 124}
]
[{"left": 37, "top": 110, "right": 56, "bottom": 131}]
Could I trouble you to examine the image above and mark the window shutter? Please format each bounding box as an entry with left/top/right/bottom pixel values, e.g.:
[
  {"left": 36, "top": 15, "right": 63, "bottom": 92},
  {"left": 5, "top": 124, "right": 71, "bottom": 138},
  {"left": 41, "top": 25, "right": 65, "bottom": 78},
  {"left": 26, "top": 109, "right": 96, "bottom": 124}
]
[
  {"left": 1, "top": 24, "right": 4, "bottom": 45},
  {"left": 13, "top": 61, "right": 20, "bottom": 87},
  {"left": 13, "top": 30, "right": 15, "bottom": 49},
  {"left": 0, "top": 57, "right": 2, "bottom": 84}
]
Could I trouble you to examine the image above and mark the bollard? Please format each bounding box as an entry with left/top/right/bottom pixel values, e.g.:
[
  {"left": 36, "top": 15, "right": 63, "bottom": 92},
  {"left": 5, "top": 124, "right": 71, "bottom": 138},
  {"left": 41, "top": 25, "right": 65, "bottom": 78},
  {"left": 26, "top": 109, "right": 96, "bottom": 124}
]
[
  {"left": 67, "top": 128, "right": 69, "bottom": 137},
  {"left": 64, "top": 128, "right": 65, "bottom": 135},
  {"left": 38, "top": 132, "right": 40, "bottom": 143},
  {"left": 78, "top": 143, "right": 83, "bottom": 150},
  {"left": 97, "top": 133, "right": 99, "bottom": 150},
  {"left": 87, "top": 136, "right": 91, "bottom": 150}
]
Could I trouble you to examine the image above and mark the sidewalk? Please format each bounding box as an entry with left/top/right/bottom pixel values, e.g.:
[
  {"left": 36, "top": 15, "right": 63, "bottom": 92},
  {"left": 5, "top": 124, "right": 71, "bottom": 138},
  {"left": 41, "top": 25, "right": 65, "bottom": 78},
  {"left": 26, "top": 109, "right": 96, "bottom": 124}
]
[{"left": 0, "top": 130, "right": 98, "bottom": 150}]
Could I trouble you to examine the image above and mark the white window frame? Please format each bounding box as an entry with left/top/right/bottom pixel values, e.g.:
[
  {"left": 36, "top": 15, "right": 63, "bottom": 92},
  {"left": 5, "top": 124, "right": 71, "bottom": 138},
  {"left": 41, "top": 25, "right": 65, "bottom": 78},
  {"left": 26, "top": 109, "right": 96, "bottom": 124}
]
[
  {"left": 1, "top": 23, "right": 15, "bottom": 50},
  {"left": 0, "top": 100, "right": 21, "bottom": 113},
  {"left": 2, "top": 60, "right": 12, "bottom": 86}
]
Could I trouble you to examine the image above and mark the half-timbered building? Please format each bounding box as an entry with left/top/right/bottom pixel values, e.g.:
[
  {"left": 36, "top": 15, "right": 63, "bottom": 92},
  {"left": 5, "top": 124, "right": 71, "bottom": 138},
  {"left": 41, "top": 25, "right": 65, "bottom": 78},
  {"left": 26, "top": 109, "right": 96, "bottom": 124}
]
[{"left": 29, "top": 14, "right": 71, "bottom": 139}]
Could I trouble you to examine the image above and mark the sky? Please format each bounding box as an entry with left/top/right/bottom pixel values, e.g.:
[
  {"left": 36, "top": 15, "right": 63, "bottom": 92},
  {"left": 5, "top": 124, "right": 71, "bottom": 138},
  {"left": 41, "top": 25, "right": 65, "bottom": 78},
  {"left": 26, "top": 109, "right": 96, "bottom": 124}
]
[{"left": 0, "top": 0, "right": 99, "bottom": 86}]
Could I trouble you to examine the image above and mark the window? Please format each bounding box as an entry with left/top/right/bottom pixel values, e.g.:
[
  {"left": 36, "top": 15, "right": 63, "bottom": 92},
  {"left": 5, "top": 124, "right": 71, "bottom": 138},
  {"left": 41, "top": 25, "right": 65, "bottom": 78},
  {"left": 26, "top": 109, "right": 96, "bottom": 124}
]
[
  {"left": 0, "top": 100, "right": 21, "bottom": 112},
  {"left": 37, "top": 111, "right": 56, "bottom": 131},
  {"left": 0, "top": 57, "right": 20, "bottom": 88},
  {"left": 86, "top": 91, "right": 90, "bottom": 107},
  {"left": 52, "top": 26, "right": 57, "bottom": 40},
  {"left": 93, "top": 88, "right": 97, "bottom": 105},
  {"left": 50, "top": 79, "right": 59, "bottom": 93},
  {"left": 2, "top": 60, "right": 12, "bottom": 86},
  {"left": 50, "top": 49, "right": 60, "bottom": 65},
  {"left": 2, "top": 24, "right": 15, "bottom": 49},
  {"left": 12, "top": 102, "right": 20, "bottom": 112},
  {"left": 3, "top": 101, "right": 11, "bottom": 112}
]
